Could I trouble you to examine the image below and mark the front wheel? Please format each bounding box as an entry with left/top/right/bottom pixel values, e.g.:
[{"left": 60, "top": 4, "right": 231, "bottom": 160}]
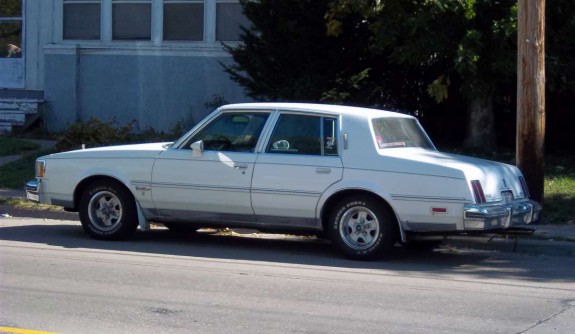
[
  {"left": 328, "top": 195, "right": 396, "bottom": 260},
  {"left": 79, "top": 180, "right": 139, "bottom": 240}
]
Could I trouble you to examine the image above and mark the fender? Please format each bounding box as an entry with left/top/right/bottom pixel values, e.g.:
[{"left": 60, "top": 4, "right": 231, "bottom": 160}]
[{"left": 317, "top": 178, "right": 407, "bottom": 242}]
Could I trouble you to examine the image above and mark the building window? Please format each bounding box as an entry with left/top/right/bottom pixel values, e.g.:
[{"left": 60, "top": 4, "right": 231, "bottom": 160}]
[
  {"left": 113, "top": 0, "right": 151, "bottom": 40},
  {"left": 0, "top": 0, "right": 23, "bottom": 58},
  {"left": 59, "top": 0, "right": 247, "bottom": 43},
  {"left": 216, "top": 1, "right": 248, "bottom": 41},
  {"left": 163, "top": 0, "right": 204, "bottom": 41},
  {"left": 63, "top": 0, "right": 101, "bottom": 40}
]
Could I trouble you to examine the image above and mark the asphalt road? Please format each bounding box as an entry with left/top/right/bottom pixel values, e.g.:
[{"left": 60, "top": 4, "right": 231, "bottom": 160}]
[{"left": 1, "top": 218, "right": 574, "bottom": 334}]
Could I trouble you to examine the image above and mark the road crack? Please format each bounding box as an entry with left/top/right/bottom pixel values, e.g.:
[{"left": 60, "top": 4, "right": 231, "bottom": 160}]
[{"left": 518, "top": 300, "right": 575, "bottom": 333}]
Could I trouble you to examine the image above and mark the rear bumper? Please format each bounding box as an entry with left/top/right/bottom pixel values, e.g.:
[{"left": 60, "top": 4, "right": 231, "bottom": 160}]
[{"left": 464, "top": 199, "right": 542, "bottom": 230}]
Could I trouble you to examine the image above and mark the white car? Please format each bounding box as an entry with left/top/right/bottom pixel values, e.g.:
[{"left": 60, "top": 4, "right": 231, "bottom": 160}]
[{"left": 26, "top": 103, "right": 541, "bottom": 260}]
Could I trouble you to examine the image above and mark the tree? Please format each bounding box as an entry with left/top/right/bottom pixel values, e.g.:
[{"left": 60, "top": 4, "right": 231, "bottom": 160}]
[
  {"left": 326, "top": 0, "right": 519, "bottom": 152},
  {"left": 222, "top": 0, "right": 372, "bottom": 103}
]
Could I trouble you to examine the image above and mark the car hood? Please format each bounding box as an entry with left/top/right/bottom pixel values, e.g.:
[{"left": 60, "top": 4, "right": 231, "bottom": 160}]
[
  {"left": 378, "top": 148, "right": 528, "bottom": 201},
  {"left": 41, "top": 142, "right": 172, "bottom": 160}
]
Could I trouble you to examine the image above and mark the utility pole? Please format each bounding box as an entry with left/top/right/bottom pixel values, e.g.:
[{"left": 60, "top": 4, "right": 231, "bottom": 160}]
[{"left": 517, "top": 0, "right": 545, "bottom": 204}]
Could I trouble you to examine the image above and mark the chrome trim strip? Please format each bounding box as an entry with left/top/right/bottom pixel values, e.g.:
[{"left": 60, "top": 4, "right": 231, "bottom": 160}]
[
  {"left": 391, "top": 194, "right": 468, "bottom": 203},
  {"left": 251, "top": 188, "right": 321, "bottom": 197},
  {"left": 150, "top": 182, "right": 250, "bottom": 193}
]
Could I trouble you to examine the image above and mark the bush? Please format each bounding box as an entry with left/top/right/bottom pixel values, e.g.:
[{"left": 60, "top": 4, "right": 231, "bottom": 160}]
[{"left": 56, "top": 118, "right": 137, "bottom": 152}]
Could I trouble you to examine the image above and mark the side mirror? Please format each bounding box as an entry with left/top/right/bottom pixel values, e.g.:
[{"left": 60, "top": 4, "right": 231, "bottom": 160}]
[{"left": 190, "top": 140, "right": 204, "bottom": 158}]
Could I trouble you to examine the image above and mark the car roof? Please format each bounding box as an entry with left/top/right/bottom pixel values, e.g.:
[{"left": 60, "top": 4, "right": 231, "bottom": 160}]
[{"left": 219, "top": 102, "right": 414, "bottom": 119}]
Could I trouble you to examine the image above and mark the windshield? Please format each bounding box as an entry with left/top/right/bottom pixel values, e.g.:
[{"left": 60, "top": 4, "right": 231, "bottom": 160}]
[{"left": 371, "top": 117, "right": 434, "bottom": 149}]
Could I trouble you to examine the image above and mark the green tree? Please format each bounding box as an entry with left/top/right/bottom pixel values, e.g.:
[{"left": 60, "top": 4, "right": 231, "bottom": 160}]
[
  {"left": 327, "top": 0, "right": 518, "bottom": 151},
  {"left": 222, "top": 0, "right": 372, "bottom": 103}
]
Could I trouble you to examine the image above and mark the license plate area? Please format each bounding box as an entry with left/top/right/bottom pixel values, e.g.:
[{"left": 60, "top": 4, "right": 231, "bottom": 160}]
[{"left": 501, "top": 190, "right": 514, "bottom": 204}]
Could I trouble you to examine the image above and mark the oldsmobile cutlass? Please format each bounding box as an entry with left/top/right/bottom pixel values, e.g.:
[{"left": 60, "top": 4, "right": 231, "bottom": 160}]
[{"left": 26, "top": 103, "right": 541, "bottom": 260}]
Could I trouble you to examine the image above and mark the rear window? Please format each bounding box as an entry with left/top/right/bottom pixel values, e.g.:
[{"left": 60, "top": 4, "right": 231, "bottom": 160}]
[{"left": 371, "top": 117, "right": 434, "bottom": 149}]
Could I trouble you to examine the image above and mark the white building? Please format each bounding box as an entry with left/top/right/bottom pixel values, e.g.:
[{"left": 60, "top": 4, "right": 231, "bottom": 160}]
[{"left": 0, "top": 0, "right": 250, "bottom": 132}]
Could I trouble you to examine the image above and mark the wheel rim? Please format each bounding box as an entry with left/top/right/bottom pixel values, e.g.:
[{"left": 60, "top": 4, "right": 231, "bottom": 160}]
[
  {"left": 339, "top": 206, "right": 380, "bottom": 250},
  {"left": 87, "top": 191, "right": 123, "bottom": 231}
]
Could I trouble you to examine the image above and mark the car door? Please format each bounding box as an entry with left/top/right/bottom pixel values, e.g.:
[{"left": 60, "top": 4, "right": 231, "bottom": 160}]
[
  {"left": 151, "top": 111, "right": 271, "bottom": 223},
  {"left": 251, "top": 113, "right": 343, "bottom": 228}
]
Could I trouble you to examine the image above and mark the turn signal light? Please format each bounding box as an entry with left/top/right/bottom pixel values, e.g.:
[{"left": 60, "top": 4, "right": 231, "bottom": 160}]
[{"left": 35, "top": 160, "right": 46, "bottom": 178}]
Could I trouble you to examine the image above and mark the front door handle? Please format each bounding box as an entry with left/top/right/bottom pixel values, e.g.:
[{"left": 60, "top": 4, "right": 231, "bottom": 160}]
[
  {"left": 234, "top": 164, "right": 248, "bottom": 170},
  {"left": 316, "top": 167, "right": 331, "bottom": 174}
]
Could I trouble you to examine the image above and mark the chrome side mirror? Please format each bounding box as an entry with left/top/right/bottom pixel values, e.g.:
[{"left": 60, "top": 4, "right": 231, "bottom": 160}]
[{"left": 190, "top": 140, "right": 204, "bottom": 158}]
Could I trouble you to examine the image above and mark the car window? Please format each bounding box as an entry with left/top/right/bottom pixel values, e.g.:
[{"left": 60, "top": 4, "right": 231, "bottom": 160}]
[
  {"left": 371, "top": 117, "right": 434, "bottom": 149},
  {"left": 187, "top": 112, "right": 270, "bottom": 152},
  {"left": 323, "top": 117, "right": 338, "bottom": 156},
  {"left": 267, "top": 114, "right": 338, "bottom": 156}
]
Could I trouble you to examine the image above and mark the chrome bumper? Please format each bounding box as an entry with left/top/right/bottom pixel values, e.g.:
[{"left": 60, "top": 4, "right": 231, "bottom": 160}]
[
  {"left": 25, "top": 179, "right": 40, "bottom": 202},
  {"left": 464, "top": 199, "right": 542, "bottom": 230}
]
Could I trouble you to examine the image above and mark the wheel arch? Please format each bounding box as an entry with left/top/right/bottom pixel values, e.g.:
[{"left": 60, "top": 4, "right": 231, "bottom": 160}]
[
  {"left": 73, "top": 175, "right": 134, "bottom": 211},
  {"left": 319, "top": 188, "right": 406, "bottom": 243}
]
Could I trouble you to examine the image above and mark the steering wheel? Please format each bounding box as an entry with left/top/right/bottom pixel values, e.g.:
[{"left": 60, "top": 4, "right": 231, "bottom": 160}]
[{"left": 209, "top": 135, "right": 231, "bottom": 150}]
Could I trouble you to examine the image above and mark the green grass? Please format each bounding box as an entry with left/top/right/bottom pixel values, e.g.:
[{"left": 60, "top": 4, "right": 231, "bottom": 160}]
[
  {"left": 0, "top": 196, "right": 63, "bottom": 211},
  {"left": 0, "top": 136, "right": 40, "bottom": 156},
  {"left": 0, "top": 150, "right": 54, "bottom": 189},
  {"left": 543, "top": 156, "right": 575, "bottom": 224}
]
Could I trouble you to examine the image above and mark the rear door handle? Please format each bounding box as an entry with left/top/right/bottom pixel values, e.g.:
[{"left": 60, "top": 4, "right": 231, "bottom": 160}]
[{"left": 316, "top": 167, "right": 331, "bottom": 174}]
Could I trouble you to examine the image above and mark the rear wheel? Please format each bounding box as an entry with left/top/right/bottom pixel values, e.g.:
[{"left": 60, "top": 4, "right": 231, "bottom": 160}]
[
  {"left": 79, "top": 180, "right": 138, "bottom": 240},
  {"left": 328, "top": 195, "right": 396, "bottom": 260}
]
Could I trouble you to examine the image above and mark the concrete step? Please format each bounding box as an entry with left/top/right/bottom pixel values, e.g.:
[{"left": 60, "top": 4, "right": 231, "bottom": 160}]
[{"left": 0, "top": 100, "right": 42, "bottom": 133}]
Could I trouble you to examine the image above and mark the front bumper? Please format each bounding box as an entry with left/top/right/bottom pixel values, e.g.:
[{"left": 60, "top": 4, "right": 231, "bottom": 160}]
[
  {"left": 464, "top": 199, "right": 542, "bottom": 230},
  {"left": 25, "top": 179, "right": 40, "bottom": 202}
]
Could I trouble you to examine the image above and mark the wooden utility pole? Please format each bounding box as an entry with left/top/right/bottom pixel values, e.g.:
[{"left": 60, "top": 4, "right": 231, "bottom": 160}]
[{"left": 517, "top": 0, "right": 545, "bottom": 204}]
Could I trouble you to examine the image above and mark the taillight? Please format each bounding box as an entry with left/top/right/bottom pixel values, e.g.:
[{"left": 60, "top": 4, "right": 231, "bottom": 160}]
[
  {"left": 471, "top": 180, "right": 486, "bottom": 204},
  {"left": 519, "top": 176, "right": 530, "bottom": 198}
]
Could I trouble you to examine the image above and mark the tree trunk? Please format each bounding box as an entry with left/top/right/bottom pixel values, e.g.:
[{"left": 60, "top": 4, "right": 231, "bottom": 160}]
[
  {"left": 517, "top": 0, "right": 545, "bottom": 204},
  {"left": 463, "top": 95, "right": 496, "bottom": 152}
]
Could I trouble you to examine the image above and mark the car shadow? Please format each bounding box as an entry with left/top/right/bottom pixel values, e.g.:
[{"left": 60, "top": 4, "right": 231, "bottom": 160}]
[{"left": 1, "top": 222, "right": 574, "bottom": 283}]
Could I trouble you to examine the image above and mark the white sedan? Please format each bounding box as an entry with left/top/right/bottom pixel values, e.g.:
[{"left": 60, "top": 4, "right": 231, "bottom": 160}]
[{"left": 26, "top": 103, "right": 541, "bottom": 260}]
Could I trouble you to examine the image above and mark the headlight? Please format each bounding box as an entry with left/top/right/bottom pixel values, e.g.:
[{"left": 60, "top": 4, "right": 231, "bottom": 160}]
[{"left": 35, "top": 160, "right": 46, "bottom": 178}]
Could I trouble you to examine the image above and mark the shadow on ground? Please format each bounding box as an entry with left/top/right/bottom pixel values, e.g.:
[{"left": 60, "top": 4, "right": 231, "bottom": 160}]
[{"left": 1, "top": 221, "right": 574, "bottom": 284}]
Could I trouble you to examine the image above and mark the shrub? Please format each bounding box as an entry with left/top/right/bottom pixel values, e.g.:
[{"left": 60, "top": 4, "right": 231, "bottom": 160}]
[{"left": 56, "top": 118, "right": 137, "bottom": 152}]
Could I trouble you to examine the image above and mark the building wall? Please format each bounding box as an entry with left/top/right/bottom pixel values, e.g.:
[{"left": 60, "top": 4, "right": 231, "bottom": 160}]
[
  {"left": 25, "top": 0, "right": 53, "bottom": 90},
  {"left": 44, "top": 46, "right": 248, "bottom": 132},
  {"left": 36, "top": 0, "right": 252, "bottom": 132}
]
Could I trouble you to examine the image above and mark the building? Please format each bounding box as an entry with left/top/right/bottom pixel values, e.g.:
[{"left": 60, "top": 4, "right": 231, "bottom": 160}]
[{"left": 0, "top": 0, "right": 250, "bottom": 133}]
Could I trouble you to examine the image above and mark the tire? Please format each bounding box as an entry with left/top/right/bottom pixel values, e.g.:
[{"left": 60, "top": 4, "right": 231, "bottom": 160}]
[
  {"left": 328, "top": 195, "right": 396, "bottom": 260},
  {"left": 79, "top": 180, "right": 139, "bottom": 240}
]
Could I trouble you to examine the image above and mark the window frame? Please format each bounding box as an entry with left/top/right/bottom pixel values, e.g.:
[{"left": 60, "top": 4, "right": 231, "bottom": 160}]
[
  {"left": 183, "top": 111, "right": 271, "bottom": 153},
  {"left": 62, "top": 0, "right": 101, "bottom": 40},
  {"left": 56, "top": 0, "right": 246, "bottom": 46},
  {"left": 0, "top": 0, "right": 25, "bottom": 89},
  {"left": 265, "top": 113, "right": 339, "bottom": 157}
]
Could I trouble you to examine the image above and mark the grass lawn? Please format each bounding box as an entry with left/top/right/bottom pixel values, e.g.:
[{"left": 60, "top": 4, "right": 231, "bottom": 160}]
[
  {"left": 544, "top": 156, "right": 575, "bottom": 224},
  {"left": 0, "top": 136, "right": 39, "bottom": 156},
  {"left": 0, "top": 150, "right": 54, "bottom": 189}
]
